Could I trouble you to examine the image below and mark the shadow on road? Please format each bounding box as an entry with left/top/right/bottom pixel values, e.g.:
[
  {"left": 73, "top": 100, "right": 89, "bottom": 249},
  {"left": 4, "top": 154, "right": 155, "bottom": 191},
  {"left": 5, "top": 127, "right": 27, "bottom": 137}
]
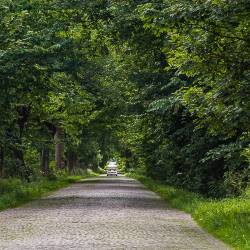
[
  {"left": 26, "top": 176, "right": 170, "bottom": 211},
  {"left": 29, "top": 195, "right": 168, "bottom": 210}
]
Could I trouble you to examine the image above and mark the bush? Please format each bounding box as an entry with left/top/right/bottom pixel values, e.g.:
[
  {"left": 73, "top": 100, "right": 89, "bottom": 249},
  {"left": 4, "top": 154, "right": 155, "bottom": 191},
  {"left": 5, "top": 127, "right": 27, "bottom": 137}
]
[
  {"left": 97, "top": 167, "right": 106, "bottom": 174},
  {"left": 0, "top": 178, "right": 23, "bottom": 195}
]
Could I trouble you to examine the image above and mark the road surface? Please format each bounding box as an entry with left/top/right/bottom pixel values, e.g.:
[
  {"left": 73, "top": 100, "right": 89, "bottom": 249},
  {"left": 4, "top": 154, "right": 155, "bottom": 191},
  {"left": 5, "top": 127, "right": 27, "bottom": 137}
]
[{"left": 0, "top": 176, "right": 229, "bottom": 249}]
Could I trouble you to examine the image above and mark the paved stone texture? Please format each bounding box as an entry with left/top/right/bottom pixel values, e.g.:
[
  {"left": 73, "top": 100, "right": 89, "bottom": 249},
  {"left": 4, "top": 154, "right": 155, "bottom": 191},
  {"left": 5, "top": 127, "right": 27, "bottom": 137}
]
[{"left": 0, "top": 176, "right": 229, "bottom": 250}]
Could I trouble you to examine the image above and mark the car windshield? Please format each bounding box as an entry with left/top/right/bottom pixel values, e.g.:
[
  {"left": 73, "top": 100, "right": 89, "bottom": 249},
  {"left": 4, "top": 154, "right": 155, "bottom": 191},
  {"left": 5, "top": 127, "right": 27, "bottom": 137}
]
[{"left": 108, "top": 161, "right": 116, "bottom": 166}]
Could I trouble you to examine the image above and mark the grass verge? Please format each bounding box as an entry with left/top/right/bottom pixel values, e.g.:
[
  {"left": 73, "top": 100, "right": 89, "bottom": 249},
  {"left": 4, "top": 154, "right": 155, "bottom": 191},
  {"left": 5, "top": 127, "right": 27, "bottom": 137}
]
[
  {"left": 128, "top": 173, "right": 250, "bottom": 250},
  {"left": 0, "top": 170, "right": 98, "bottom": 211}
]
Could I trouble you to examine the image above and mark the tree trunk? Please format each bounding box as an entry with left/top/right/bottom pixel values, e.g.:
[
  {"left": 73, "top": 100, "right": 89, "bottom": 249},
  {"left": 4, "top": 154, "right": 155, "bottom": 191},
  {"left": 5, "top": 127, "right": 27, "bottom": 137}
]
[
  {"left": 13, "top": 147, "right": 30, "bottom": 181},
  {"left": 67, "top": 151, "right": 77, "bottom": 173},
  {"left": 0, "top": 146, "right": 4, "bottom": 178},
  {"left": 41, "top": 147, "right": 50, "bottom": 175},
  {"left": 54, "top": 127, "right": 63, "bottom": 169},
  {"left": 12, "top": 105, "right": 31, "bottom": 180}
]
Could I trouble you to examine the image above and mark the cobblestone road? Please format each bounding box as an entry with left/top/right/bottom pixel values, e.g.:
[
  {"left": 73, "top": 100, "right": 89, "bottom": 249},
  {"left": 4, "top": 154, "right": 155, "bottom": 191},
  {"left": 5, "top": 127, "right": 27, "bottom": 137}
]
[{"left": 0, "top": 176, "right": 229, "bottom": 250}]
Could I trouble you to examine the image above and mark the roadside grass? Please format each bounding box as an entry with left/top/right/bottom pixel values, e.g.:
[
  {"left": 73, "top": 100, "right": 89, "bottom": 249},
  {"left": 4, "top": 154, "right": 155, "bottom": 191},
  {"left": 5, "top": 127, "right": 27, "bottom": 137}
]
[
  {"left": 128, "top": 173, "right": 250, "bottom": 250},
  {"left": 0, "top": 170, "right": 98, "bottom": 211}
]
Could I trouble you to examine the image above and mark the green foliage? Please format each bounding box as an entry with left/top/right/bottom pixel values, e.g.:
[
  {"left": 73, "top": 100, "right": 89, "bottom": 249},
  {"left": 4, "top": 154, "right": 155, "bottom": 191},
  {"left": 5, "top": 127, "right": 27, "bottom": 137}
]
[
  {"left": 100, "top": 0, "right": 250, "bottom": 197},
  {"left": 0, "top": 1, "right": 249, "bottom": 246},
  {"left": 0, "top": 0, "right": 249, "bottom": 198},
  {"left": 0, "top": 0, "right": 121, "bottom": 178}
]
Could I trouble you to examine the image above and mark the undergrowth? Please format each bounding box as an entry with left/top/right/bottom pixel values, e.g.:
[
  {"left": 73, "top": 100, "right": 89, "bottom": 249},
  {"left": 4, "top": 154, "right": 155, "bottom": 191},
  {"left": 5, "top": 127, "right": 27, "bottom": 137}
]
[{"left": 0, "top": 169, "right": 97, "bottom": 211}]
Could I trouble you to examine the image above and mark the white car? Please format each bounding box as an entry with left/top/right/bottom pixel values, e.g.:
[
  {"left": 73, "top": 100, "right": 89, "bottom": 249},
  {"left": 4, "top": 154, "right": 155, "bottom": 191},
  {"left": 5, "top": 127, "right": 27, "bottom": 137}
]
[
  {"left": 108, "top": 161, "right": 117, "bottom": 168},
  {"left": 107, "top": 168, "right": 118, "bottom": 176}
]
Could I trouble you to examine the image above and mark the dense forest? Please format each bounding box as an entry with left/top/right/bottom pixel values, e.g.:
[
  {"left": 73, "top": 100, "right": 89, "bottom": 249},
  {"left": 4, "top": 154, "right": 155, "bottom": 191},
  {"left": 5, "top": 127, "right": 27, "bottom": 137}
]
[{"left": 0, "top": 0, "right": 249, "bottom": 198}]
